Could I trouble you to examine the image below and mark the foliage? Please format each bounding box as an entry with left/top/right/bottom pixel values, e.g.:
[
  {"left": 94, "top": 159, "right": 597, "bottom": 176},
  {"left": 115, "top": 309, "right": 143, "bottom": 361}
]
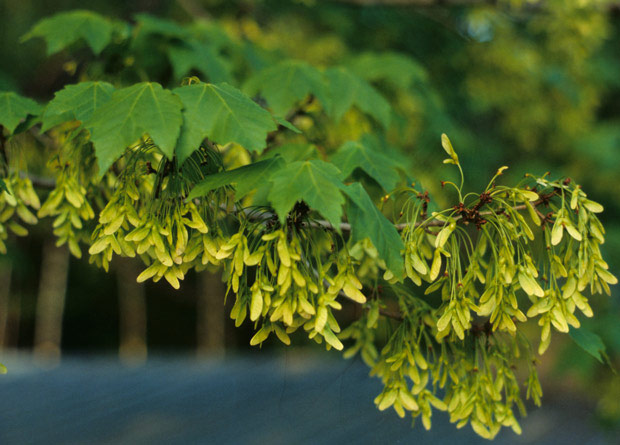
[{"left": 0, "top": 3, "right": 618, "bottom": 439}]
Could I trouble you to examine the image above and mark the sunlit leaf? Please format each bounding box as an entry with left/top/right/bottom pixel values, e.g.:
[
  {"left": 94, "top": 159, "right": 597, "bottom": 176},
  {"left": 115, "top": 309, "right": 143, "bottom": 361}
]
[
  {"left": 41, "top": 81, "right": 115, "bottom": 132},
  {"left": 0, "top": 91, "right": 41, "bottom": 134},
  {"left": 174, "top": 82, "right": 277, "bottom": 163},
  {"left": 85, "top": 82, "right": 183, "bottom": 173}
]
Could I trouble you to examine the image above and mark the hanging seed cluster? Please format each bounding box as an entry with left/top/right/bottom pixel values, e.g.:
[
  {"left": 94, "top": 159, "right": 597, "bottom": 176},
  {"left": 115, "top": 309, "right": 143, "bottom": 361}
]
[
  {"left": 394, "top": 173, "right": 615, "bottom": 357},
  {"left": 23, "top": 136, "right": 615, "bottom": 440},
  {"left": 0, "top": 175, "right": 40, "bottom": 253},
  {"left": 227, "top": 226, "right": 366, "bottom": 350}
]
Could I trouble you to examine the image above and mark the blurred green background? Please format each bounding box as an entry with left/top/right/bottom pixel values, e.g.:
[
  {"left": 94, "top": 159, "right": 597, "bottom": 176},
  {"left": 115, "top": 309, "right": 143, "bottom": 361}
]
[{"left": 0, "top": 0, "right": 619, "bottom": 433}]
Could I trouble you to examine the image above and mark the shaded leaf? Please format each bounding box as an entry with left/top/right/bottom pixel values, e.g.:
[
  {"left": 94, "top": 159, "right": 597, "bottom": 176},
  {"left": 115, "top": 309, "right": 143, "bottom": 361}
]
[
  {"left": 167, "top": 40, "right": 232, "bottom": 83},
  {"left": 243, "top": 60, "right": 330, "bottom": 116},
  {"left": 21, "top": 10, "right": 115, "bottom": 55},
  {"left": 0, "top": 91, "right": 41, "bottom": 134},
  {"left": 41, "top": 81, "right": 115, "bottom": 132},
  {"left": 85, "top": 82, "right": 183, "bottom": 173},
  {"left": 12, "top": 114, "right": 41, "bottom": 136},
  {"left": 325, "top": 67, "right": 391, "bottom": 128},
  {"left": 268, "top": 160, "right": 345, "bottom": 230},
  {"left": 134, "top": 13, "right": 190, "bottom": 39},
  {"left": 189, "top": 21, "right": 235, "bottom": 52},
  {"left": 331, "top": 138, "right": 400, "bottom": 191},
  {"left": 569, "top": 327, "right": 608, "bottom": 364},
  {"left": 344, "top": 182, "right": 404, "bottom": 277},
  {"left": 188, "top": 156, "right": 285, "bottom": 200},
  {"left": 174, "top": 82, "right": 277, "bottom": 163},
  {"left": 347, "top": 52, "right": 427, "bottom": 89}
]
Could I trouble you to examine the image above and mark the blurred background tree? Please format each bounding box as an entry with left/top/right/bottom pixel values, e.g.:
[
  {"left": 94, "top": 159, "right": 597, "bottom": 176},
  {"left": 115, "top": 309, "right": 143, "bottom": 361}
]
[{"left": 0, "top": 0, "right": 619, "bottom": 432}]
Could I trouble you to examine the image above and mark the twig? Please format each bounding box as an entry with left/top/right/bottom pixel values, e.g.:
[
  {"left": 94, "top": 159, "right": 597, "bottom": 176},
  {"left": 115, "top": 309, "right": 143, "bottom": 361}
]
[
  {"left": 28, "top": 176, "right": 554, "bottom": 232},
  {"left": 379, "top": 308, "right": 404, "bottom": 321}
]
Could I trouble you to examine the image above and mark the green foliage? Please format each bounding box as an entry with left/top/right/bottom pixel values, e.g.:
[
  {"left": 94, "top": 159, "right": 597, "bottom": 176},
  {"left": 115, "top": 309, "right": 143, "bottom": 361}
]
[
  {"left": 570, "top": 326, "right": 608, "bottom": 364},
  {"left": 331, "top": 138, "right": 401, "bottom": 192},
  {"left": 344, "top": 182, "right": 404, "bottom": 276},
  {"left": 325, "top": 67, "right": 391, "bottom": 129},
  {"left": 167, "top": 41, "right": 232, "bottom": 84},
  {"left": 0, "top": 91, "right": 41, "bottom": 134},
  {"left": 346, "top": 52, "right": 427, "bottom": 89},
  {"left": 2, "top": 5, "right": 619, "bottom": 439},
  {"left": 188, "top": 157, "right": 284, "bottom": 200},
  {"left": 174, "top": 82, "right": 276, "bottom": 163},
  {"left": 85, "top": 82, "right": 183, "bottom": 172},
  {"left": 41, "top": 81, "right": 115, "bottom": 132},
  {"left": 21, "top": 10, "right": 117, "bottom": 55},
  {"left": 243, "top": 60, "right": 330, "bottom": 116},
  {"left": 267, "top": 160, "right": 346, "bottom": 229}
]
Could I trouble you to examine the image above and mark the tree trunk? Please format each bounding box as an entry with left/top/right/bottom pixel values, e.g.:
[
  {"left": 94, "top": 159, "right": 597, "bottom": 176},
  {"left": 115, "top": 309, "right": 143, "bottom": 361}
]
[
  {"left": 33, "top": 240, "right": 70, "bottom": 364},
  {"left": 0, "top": 263, "right": 11, "bottom": 348},
  {"left": 196, "top": 271, "right": 226, "bottom": 357},
  {"left": 116, "top": 258, "right": 147, "bottom": 365}
]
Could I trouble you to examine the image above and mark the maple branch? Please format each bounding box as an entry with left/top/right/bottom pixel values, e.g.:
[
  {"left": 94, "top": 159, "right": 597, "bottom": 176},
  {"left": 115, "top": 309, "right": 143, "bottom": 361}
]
[{"left": 27, "top": 173, "right": 555, "bottom": 233}]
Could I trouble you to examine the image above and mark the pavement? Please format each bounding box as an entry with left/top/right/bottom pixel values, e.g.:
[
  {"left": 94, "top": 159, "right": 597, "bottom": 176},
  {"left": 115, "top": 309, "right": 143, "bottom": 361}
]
[{"left": 0, "top": 351, "right": 615, "bottom": 444}]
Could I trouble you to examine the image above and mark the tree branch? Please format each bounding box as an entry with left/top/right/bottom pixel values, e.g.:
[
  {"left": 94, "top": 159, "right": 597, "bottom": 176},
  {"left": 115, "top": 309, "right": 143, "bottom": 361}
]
[{"left": 29, "top": 174, "right": 555, "bottom": 233}]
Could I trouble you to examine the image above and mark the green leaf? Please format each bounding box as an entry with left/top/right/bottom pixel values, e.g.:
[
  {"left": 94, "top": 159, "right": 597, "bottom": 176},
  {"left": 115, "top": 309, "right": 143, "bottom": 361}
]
[
  {"left": 331, "top": 138, "right": 400, "bottom": 192},
  {"left": 347, "top": 52, "right": 428, "bottom": 89},
  {"left": 173, "top": 82, "right": 277, "bottom": 163},
  {"left": 41, "top": 81, "right": 115, "bottom": 132},
  {"left": 268, "top": 160, "right": 345, "bottom": 230},
  {"left": 189, "top": 21, "right": 235, "bottom": 52},
  {"left": 0, "top": 362, "right": 6, "bottom": 374},
  {"left": 0, "top": 91, "right": 41, "bottom": 134},
  {"left": 188, "top": 156, "right": 285, "bottom": 200},
  {"left": 243, "top": 60, "right": 330, "bottom": 116},
  {"left": 344, "top": 182, "right": 404, "bottom": 277},
  {"left": 167, "top": 41, "right": 232, "bottom": 84},
  {"left": 135, "top": 13, "right": 190, "bottom": 39},
  {"left": 325, "top": 67, "right": 391, "bottom": 129},
  {"left": 274, "top": 116, "right": 302, "bottom": 134},
  {"left": 0, "top": 178, "right": 7, "bottom": 193},
  {"left": 569, "top": 327, "right": 607, "bottom": 364},
  {"left": 85, "top": 82, "right": 183, "bottom": 173},
  {"left": 21, "top": 10, "right": 115, "bottom": 55},
  {"left": 261, "top": 143, "right": 319, "bottom": 163}
]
